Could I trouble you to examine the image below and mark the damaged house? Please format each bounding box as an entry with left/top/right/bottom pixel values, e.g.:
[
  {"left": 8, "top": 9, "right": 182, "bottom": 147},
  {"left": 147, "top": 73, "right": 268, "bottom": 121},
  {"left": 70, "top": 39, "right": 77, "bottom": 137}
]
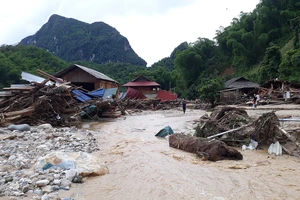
[
  {"left": 220, "top": 77, "right": 259, "bottom": 103},
  {"left": 54, "top": 64, "right": 119, "bottom": 91},
  {"left": 257, "top": 79, "right": 300, "bottom": 102},
  {"left": 122, "top": 75, "right": 161, "bottom": 99}
]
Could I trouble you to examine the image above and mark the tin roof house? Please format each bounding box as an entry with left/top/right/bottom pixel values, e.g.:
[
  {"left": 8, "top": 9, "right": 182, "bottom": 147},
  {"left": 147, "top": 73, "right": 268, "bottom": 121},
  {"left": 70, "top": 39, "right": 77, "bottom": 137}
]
[
  {"left": 54, "top": 64, "right": 119, "bottom": 91},
  {"left": 220, "top": 77, "right": 259, "bottom": 103},
  {"left": 123, "top": 75, "right": 161, "bottom": 99}
]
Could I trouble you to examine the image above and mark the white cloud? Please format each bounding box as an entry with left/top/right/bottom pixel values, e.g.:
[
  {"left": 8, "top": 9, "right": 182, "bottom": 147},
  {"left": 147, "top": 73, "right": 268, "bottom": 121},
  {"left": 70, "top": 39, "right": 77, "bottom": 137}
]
[{"left": 0, "top": 0, "right": 260, "bottom": 66}]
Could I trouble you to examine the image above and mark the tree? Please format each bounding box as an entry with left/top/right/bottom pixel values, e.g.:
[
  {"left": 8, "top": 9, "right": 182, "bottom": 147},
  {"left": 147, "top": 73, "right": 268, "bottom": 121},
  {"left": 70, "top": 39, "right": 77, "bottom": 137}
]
[{"left": 199, "top": 77, "right": 224, "bottom": 108}]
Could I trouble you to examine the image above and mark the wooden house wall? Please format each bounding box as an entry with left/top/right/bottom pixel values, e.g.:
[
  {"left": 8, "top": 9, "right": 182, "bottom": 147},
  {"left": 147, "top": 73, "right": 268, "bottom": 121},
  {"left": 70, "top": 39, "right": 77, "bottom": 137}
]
[
  {"left": 220, "top": 90, "right": 243, "bottom": 102},
  {"left": 60, "top": 68, "right": 98, "bottom": 82},
  {"left": 59, "top": 68, "right": 118, "bottom": 90},
  {"left": 95, "top": 81, "right": 118, "bottom": 89}
]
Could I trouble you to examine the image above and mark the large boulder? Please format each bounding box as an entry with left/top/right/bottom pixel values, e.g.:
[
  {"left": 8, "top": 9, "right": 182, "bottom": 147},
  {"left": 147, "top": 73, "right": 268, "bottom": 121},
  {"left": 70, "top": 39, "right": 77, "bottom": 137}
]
[
  {"left": 35, "top": 151, "right": 109, "bottom": 177},
  {"left": 169, "top": 134, "right": 243, "bottom": 161},
  {"left": 8, "top": 124, "right": 30, "bottom": 132}
]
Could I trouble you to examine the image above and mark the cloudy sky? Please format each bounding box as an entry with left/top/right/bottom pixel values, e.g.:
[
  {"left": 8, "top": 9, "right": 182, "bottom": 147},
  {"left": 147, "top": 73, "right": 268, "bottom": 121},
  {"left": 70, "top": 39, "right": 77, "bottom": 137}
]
[{"left": 1, "top": 0, "right": 260, "bottom": 66}]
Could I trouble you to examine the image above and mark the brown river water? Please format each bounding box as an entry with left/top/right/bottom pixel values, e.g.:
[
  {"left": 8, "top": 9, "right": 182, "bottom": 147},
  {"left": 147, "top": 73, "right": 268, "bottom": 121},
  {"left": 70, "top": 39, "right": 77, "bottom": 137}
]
[{"left": 56, "top": 107, "right": 300, "bottom": 200}]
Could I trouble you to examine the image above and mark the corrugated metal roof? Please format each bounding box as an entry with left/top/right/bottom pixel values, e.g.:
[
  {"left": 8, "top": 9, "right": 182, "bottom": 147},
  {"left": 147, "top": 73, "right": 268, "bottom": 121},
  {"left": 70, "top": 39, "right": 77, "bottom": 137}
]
[
  {"left": 124, "top": 87, "right": 147, "bottom": 99},
  {"left": 103, "top": 88, "right": 118, "bottom": 100},
  {"left": 88, "top": 88, "right": 105, "bottom": 98},
  {"left": 225, "top": 77, "right": 259, "bottom": 89},
  {"left": 156, "top": 90, "right": 178, "bottom": 101},
  {"left": 72, "top": 90, "right": 92, "bottom": 102},
  {"left": 123, "top": 81, "right": 161, "bottom": 87},
  {"left": 55, "top": 64, "right": 118, "bottom": 83},
  {"left": 123, "top": 75, "right": 161, "bottom": 87},
  {"left": 21, "top": 71, "right": 46, "bottom": 83}
]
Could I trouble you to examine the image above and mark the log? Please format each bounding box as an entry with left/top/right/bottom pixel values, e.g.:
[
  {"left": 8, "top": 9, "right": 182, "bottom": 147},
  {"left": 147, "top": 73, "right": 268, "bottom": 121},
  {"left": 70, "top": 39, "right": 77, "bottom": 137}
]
[
  {"left": 3, "top": 107, "right": 34, "bottom": 118},
  {"left": 169, "top": 134, "right": 243, "bottom": 161}
]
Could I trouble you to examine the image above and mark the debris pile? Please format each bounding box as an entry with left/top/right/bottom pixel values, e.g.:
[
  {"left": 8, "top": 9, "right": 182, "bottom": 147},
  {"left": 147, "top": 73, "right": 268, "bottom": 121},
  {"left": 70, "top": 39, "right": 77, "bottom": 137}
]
[
  {"left": 117, "top": 99, "right": 180, "bottom": 111},
  {"left": 0, "top": 124, "right": 106, "bottom": 198},
  {"left": 194, "top": 107, "right": 300, "bottom": 157},
  {"left": 195, "top": 107, "right": 252, "bottom": 140},
  {"left": 254, "top": 79, "right": 300, "bottom": 104},
  {"left": 0, "top": 71, "right": 121, "bottom": 127}
]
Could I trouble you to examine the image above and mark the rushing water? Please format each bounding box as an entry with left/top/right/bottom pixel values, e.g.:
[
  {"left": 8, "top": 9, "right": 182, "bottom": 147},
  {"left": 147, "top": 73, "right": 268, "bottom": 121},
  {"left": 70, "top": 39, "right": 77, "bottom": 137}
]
[{"left": 58, "top": 108, "right": 300, "bottom": 200}]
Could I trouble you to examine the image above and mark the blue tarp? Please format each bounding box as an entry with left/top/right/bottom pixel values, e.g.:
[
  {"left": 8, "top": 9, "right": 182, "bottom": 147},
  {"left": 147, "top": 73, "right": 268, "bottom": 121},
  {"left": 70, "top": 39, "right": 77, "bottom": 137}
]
[
  {"left": 73, "top": 87, "right": 117, "bottom": 102},
  {"left": 155, "top": 126, "right": 174, "bottom": 138},
  {"left": 72, "top": 90, "right": 92, "bottom": 102},
  {"left": 88, "top": 88, "right": 105, "bottom": 98}
]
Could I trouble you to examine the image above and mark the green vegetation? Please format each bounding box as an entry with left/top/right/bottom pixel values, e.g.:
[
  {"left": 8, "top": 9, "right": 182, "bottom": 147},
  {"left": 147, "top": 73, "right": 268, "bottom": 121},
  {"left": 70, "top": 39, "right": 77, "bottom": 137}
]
[
  {"left": 0, "top": 45, "right": 68, "bottom": 88},
  {"left": 1, "top": 0, "right": 300, "bottom": 106}
]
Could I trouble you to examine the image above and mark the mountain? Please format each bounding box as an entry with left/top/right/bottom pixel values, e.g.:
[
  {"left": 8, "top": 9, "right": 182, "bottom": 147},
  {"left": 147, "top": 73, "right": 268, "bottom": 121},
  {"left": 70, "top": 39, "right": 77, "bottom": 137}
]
[
  {"left": 150, "top": 42, "right": 189, "bottom": 70},
  {"left": 20, "top": 14, "right": 146, "bottom": 66}
]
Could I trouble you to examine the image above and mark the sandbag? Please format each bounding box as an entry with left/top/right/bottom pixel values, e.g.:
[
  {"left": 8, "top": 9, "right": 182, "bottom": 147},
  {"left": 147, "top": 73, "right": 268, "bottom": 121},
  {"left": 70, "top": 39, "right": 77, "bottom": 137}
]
[{"left": 8, "top": 124, "right": 31, "bottom": 132}]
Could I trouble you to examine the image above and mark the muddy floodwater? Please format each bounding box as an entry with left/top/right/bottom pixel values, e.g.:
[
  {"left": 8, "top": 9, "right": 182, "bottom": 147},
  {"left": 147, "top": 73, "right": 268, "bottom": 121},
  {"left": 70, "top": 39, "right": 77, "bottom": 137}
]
[{"left": 58, "top": 107, "right": 300, "bottom": 200}]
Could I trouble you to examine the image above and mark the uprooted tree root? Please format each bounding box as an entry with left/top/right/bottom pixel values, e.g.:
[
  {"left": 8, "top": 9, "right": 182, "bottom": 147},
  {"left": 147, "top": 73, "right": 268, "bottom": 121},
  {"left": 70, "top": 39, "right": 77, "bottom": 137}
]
[
  {"left": 195, "top": 107, "right": 283, "bottom": 146},
  {"left": 169, "top": 134, "right": 243, "bottom": 161},
  {"left": 252, "top": 111, "right": 280, "bottom": 144}
]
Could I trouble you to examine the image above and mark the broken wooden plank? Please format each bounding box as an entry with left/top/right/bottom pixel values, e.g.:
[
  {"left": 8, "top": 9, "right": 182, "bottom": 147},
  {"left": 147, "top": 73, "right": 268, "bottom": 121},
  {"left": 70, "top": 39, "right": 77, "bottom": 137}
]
[
  {"left": 278, "top": 126, "right": 300, "bottom": 148},
  {"left": 2, "top": 107, "right": 34, "bottom": 118}
]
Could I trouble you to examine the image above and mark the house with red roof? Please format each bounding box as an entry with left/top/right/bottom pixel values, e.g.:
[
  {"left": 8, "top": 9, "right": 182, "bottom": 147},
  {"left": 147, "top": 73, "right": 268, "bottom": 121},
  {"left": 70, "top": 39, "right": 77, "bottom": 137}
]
[{"left": 123, "top": 75, "right": 161, "bottom": 99}]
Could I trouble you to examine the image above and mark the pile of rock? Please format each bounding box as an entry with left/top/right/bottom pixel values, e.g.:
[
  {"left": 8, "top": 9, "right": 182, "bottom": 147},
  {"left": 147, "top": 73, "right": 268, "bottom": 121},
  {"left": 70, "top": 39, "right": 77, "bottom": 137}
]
[{"left": 0, "top": 123, "right": 107, "bottom": 199}]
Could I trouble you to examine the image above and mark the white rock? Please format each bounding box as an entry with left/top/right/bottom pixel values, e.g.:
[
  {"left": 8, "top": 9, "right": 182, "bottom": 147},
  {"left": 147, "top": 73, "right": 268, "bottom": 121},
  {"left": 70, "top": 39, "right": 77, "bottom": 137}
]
[
  {"left": 60, "top": 179, "right": 72, "bottom": 187},
  {"left": 37, "top": 124, "right": 53, "bottom": 131},
  {"left": 35, "top": 151, "right": 109, "bottom": 177},
  {"left": 8, "top": 155, "right": 16, "bottom": 161},
  {"left": 41, "top": 193, "right": 49, "bottom": 200},
  {"left": 53, "top": 174, "right": 60, "bottom": 179},
  {"left": 36, "top": 145, "right": 50, "bottom": 152},
  {"left": 53, "top": 179, "right": 61, "bottom": 185},
  {"left": 41, "top": 185, "right": 52, "bottom": 194},
  {"left": 33, "top": 189, "right": 43, "bottom": 195},
  {"left": 65, "top": 169, "right": 78, "bottom": 181},
  {"left": 36, "top": 180, "right": 50, "bottom": 187}
]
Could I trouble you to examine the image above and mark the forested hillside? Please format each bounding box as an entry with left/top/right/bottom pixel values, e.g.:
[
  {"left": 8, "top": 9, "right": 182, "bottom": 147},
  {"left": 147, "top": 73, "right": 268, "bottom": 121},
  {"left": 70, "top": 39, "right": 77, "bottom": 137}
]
[
  {"left": 215, "top": 0, "right": 300, "bottom": 83},
  {"left": 20, "top": 14, "right": 146, "bottom": 66},
  {"left": 0, "top": 45, "right": 68, "bottom": 88},
  {"left": 168, "top": 0, "right": 300, "bottom": 100},
  {"left": 1, "top": 0, "right": 299, "bottom": 104}
]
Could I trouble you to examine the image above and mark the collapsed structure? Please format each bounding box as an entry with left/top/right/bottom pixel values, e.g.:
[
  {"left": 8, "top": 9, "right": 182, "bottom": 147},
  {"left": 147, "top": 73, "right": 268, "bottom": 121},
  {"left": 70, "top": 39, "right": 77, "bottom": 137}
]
[{"left": 0, "top": 68, "right": 121, "bottom": 127}]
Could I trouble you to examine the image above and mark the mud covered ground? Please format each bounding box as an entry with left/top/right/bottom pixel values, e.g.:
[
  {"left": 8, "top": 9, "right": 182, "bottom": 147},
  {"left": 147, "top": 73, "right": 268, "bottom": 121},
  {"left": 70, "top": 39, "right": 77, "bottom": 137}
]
[{"left": 56, "top": 104, "right": 300, "bottom": 200}]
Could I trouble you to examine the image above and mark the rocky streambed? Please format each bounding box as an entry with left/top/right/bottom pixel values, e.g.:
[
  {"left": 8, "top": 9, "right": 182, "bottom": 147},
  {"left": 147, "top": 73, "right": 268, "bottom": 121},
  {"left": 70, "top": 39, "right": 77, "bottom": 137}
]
[{"left": 0, "top": 124, "right": 106, "bottom": 200}]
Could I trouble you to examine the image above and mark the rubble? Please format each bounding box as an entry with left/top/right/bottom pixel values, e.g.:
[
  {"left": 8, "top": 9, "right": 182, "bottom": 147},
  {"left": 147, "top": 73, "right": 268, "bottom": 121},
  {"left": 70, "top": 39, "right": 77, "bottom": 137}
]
[
  {"left": 194, "top": 106, "right": 300, "bottom": 157},
  {"left": 0, "top": 124, "right": 104, "bottom": 198},
  {"left": 0, "top": 70, "right": 121, "bottom": 127}
]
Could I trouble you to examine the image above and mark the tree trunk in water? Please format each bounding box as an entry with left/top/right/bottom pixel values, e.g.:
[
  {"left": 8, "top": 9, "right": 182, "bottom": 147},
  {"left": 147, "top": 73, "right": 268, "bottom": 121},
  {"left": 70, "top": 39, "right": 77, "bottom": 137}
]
[{"left": 169, "top": 134, "right": 243, "bottom": 161}]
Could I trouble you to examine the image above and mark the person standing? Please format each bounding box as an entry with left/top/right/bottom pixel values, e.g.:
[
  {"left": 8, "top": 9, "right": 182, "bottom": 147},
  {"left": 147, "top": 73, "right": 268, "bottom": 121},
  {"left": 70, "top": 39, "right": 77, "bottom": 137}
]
[
  {"left": 256, "top": 94, "right": 260, "bottom": 105},
  {"left": 182, "top": 99, "right": 187, "bottom": 113},
  {"left": 253, "top": 94, "right": 257, "bottom": 108}
]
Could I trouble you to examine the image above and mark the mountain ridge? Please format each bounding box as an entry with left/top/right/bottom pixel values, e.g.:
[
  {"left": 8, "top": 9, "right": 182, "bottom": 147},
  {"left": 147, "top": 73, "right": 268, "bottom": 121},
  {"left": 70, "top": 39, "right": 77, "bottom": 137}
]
[{"left": 20, "top": 14, "right": 146, "bottom": 66}]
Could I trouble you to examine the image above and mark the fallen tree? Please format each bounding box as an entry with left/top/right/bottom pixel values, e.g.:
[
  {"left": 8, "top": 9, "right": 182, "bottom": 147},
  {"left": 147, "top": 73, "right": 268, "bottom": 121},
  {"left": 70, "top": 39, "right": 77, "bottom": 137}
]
[{"left": 169, "top": 134, "right": 243, "bottom": 161}]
